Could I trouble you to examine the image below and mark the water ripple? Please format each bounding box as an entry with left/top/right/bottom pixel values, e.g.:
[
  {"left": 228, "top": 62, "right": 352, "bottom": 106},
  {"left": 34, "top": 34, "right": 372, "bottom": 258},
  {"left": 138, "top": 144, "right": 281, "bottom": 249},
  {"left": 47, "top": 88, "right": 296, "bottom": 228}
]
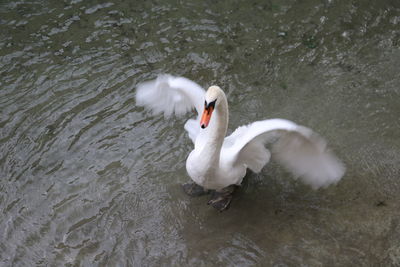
[{"left": 1, "top": 0, "right": 400, "bottom": 266}]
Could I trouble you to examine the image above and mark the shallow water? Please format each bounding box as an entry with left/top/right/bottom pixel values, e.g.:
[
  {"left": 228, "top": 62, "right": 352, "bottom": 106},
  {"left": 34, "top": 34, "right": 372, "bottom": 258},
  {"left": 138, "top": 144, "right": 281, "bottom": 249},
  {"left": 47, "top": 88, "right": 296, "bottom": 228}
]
[{"left": 1, "top": 0, "right": 400, "bottom": 266}]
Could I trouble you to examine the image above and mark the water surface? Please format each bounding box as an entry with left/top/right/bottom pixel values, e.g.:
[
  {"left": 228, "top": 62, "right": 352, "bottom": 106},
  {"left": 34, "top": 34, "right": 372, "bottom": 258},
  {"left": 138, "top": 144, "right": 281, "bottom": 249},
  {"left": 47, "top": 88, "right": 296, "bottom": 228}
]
[{"left": 1, "top": 0, "right": 400, "bottom": 266}]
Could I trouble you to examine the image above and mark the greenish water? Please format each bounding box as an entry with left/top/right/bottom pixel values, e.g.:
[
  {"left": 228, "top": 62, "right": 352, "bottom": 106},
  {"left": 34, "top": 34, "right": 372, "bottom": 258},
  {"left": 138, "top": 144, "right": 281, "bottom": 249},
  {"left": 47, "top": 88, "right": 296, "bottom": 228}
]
[{"left": 1, "top": 0, "right": 400, "bottom": 266}]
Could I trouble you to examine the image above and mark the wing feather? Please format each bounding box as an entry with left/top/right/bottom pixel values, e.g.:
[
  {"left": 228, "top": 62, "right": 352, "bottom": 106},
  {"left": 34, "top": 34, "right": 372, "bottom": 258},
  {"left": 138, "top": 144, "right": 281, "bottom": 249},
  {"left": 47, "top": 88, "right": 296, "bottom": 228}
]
[
  {"left": 223, "top": 119, "right": 345, "bottom": 189},
  {"left": 136, "top": 74, "right": 205, "bottom": 117},
  {"left": 136, "top": 74, "right": 205, "bottom": 143}
]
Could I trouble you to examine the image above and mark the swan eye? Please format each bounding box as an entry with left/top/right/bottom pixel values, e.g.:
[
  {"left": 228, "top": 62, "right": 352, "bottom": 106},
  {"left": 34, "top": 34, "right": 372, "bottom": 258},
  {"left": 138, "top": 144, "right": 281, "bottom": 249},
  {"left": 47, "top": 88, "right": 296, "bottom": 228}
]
[
  {"left": 208, "top": 99, "right": 216, "bottom": 109},
  {"left": 205, "top": 99, "right": 216, "bottom": 109}
]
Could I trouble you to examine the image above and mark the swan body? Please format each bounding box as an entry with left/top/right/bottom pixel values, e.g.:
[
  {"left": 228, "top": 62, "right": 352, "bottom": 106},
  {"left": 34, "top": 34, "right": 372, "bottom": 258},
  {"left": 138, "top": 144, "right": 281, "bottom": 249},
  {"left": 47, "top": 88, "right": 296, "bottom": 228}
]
[{"left": 136, "top": 74, "right": 345, "bottom": 191}]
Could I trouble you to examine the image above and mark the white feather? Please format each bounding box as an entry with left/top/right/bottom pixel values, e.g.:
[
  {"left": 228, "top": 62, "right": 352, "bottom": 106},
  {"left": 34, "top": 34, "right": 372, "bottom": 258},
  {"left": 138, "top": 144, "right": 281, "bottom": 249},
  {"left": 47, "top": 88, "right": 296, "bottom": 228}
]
[
  {"left": 136, "top": 74, "right": 205, "bottom": 117},
  {"left": 272, "top": 128, "right": 345, "bottom": 189},
  {"left": 136, "top": 74, "right": 205, "bottom": 143},
  {"left": 136, "top": 75, "right": 345, "bottom": 191},
  {"left": 223, "top": 119, "right": 345, "bottom": 189}
]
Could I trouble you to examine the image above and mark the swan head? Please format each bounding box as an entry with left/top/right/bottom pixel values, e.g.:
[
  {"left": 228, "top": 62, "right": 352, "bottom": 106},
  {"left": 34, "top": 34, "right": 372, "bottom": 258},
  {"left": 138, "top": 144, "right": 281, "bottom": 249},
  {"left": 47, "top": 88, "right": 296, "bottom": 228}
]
[{"left": 200, "top": 86, "right": 223, "bottom": 129}]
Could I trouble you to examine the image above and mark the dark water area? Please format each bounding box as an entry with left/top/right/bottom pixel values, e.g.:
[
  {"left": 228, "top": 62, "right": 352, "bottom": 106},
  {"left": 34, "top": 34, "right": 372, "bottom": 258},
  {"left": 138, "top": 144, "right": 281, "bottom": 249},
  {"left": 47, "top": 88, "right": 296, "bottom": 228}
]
[{"left": 1, "top": 0, "right": 400, "bottom": 266}]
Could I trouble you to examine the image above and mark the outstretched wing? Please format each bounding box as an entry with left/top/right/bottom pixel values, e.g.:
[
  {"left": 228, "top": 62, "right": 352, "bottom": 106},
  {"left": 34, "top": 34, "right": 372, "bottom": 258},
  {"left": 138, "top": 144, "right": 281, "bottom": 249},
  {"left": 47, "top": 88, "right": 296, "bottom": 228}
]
[
  {"left": 136, "top": 74, "right": 205, "bottom": 142},
  {"left": 222, "top": 119, "right": 345, "bottom": 189}
]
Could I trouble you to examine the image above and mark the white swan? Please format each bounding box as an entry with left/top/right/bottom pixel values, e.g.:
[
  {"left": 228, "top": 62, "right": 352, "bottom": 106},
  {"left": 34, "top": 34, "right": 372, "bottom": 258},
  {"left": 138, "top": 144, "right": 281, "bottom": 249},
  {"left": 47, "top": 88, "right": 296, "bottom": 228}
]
[{"left": 136, "top": 74, "right": 345, "bottom": 210}]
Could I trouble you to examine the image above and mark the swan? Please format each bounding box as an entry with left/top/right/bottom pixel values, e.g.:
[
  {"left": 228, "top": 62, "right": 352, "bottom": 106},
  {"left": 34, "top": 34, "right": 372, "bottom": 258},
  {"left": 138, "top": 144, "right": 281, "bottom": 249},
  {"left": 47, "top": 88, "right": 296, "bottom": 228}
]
[{"left": 136, "top": 74, "right": 345, "bottom": 211}]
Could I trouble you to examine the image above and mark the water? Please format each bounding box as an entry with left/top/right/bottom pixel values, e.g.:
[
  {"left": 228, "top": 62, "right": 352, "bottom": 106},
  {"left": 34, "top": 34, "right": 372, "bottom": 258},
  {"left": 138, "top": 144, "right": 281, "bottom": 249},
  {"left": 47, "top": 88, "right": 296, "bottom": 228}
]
[{"left": 1, "top": 0, "right": 400, "bottom": 265}]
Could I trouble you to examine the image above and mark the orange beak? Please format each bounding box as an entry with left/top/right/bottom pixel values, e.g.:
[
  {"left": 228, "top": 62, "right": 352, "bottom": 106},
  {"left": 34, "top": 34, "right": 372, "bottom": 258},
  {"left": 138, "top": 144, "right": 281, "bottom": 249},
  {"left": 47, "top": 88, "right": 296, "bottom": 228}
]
[{"left": 200, "top": 106, "right": 214, "bottom": 129}]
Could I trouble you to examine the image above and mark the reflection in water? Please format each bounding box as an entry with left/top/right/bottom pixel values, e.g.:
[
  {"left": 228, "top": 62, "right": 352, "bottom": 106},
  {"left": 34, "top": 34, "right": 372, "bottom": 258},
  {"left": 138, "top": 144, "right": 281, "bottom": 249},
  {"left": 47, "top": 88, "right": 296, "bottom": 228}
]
[{"left": 1, "top": 0, "right": 400, "bottom": 265}]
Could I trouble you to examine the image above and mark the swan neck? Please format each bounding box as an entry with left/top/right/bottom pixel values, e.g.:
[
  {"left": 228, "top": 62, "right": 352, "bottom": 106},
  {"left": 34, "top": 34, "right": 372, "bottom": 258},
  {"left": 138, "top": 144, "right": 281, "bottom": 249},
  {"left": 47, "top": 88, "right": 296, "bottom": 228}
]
[
  {"left": 214, "top": 95, "right": 228, "bottom": 143},
  {"left": 203, "top": 92, "right": 228, "bottom": 161}
]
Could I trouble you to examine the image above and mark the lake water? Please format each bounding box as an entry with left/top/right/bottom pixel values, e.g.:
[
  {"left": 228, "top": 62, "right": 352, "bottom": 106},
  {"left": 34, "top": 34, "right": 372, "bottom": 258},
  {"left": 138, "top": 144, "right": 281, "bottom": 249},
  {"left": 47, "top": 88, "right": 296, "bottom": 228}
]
[{"left": 1, "top": 0, "right": 400, "bottom": 266}]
